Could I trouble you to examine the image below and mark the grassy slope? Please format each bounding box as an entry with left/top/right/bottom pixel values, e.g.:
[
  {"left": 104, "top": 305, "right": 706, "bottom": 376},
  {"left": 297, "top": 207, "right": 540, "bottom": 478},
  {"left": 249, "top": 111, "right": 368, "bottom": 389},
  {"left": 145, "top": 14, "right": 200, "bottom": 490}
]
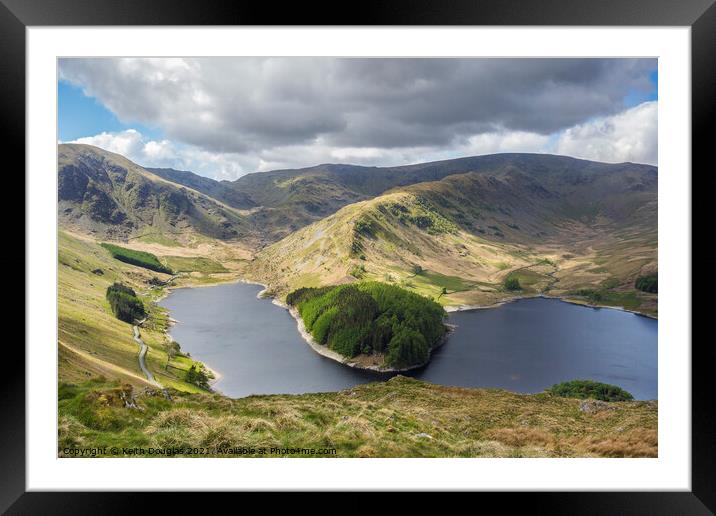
[
  {"left": 120, "top": 232, "right": 251, "bottom": 287},
  {"left": 57, "top": 152, "right": 658, "bottom": 458},
  {"left": 59, "top": 376, "right": 657, "bottom": 458},
  {"left": 225, "top": 153, "right": 656, "bottom": 244},
  {"left": 248, "top": 191, "right": 539, "bottom": 302},
  {"left": 145, "top": 167, "right": 257, "bottom": 210},
  {"left": 58, "top": 144, "right": 254, "bottom": 244},
  {"left": 248, "top": 171, "right": 657, "bottom": 316},
  {"left": 58, "top": 230, "right": 208, "bottom": 393}
]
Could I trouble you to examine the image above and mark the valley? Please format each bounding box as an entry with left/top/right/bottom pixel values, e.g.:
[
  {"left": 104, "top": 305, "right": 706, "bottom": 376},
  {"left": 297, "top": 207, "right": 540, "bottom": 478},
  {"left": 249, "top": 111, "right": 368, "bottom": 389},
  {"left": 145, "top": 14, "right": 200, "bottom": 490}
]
[{"left": 56, "top": 144, "right": 658, "bottom": 457}]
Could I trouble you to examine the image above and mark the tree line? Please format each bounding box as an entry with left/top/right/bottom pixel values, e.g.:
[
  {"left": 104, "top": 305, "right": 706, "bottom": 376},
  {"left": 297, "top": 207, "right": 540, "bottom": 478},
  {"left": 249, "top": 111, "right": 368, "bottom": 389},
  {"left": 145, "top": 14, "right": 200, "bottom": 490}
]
[
  {"left": 101, "top": 243, "right": 173, "bottom": 274},
  {"left": 635, "top": 273, "right": 657, "bottom": 293},
  {"left": 287, "top": 282, "right": 447, "bottom": 368},
  {"left": 106, "top": 282, "right": 146, "bottom": 323},
  {"left": 549, "top": 379, "right": 634, "bottom": 402}
]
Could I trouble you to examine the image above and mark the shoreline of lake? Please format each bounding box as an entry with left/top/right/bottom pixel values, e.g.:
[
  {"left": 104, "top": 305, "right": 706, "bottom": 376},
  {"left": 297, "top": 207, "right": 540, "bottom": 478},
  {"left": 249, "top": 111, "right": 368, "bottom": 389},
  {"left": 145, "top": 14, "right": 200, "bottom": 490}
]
[
  {"left": 284, "top": 305, "right": 452, "bottom": 373},
  {"left": 159, "top": 276, "right": 655, "bottom": 381},
  {"left": 159, "top": 277, "right": 269, "bottom": 393},
  {"left": 163, "top": 315, "right": 224, "bottom": 390},
  {"left": 157, "top": 279, "right": 656, "bottom": 399},
  {"left": 160, "top": 276, "right": 452, "bottom": 374},
  {"left": 445, "top": 293, "right": 657, "bottom": 320}
]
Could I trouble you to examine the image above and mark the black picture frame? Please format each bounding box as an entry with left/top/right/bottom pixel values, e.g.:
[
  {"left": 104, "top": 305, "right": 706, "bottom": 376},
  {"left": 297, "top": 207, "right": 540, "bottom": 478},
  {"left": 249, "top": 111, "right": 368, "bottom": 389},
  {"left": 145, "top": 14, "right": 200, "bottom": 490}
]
[{"left": 6, "top": 0, "right": 712, "bottom": 512}]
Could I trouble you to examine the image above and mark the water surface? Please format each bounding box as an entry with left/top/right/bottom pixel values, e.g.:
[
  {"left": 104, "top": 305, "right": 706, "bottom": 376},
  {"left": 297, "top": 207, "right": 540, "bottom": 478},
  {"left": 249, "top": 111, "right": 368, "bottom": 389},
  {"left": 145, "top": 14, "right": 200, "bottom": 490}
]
[{"left": 159, "top": 282, "right": 657, "bottom": 399}]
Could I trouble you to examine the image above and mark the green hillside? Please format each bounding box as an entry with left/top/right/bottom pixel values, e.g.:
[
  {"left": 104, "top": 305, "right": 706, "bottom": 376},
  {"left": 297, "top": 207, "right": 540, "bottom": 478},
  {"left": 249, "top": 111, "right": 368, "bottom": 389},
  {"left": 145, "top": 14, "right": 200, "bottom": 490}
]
[
  {"left": 227, "top": 153, "right": 657, "bottom": 243},
  {"left": 146, "top": 167, "right": 256, "bottom": 210},
  {"left": 57, "top": 149, "right": 659, "bottom": 458},
  {"left": 58, "top": 231, "right": 210, "bottom": 392},
  {"left": 61, "top": 145, "right": 657, "bottom": 262},
  {"left": 248, "top": 165, "right": 657, "bottom": 315},
  {"left": 58, "top": 144, "right": 252, "bottom": 244}
]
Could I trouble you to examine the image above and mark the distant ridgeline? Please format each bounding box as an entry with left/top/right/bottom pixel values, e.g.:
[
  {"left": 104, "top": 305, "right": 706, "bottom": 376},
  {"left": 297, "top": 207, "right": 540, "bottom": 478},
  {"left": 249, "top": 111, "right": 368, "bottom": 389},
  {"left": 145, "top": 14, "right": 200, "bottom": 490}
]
[{"left": 287, "top": 282, "right": 447, "bottom": 368}]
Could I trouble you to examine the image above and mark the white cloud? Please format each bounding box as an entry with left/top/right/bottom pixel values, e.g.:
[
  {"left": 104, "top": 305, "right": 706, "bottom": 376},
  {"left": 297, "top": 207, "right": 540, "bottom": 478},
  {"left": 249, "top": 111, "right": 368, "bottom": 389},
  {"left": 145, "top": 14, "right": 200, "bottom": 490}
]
[
  {"left": 69, "top": 129, "right": 253, "bottom": 180},
  {"left": 68, "top": 101, "right": 657, "bottom": 181},
  {"left": 553, "top": 101, "right": 657, "bottom": 165},
  {"left": 60, "top": 57, "right": 656, "bottom": 166},
  {"left": 459, "top": 131, "right": 551, "bottom": 156},
  {"left": 71, "top": 129, "right": 145, "bottom": 159}
]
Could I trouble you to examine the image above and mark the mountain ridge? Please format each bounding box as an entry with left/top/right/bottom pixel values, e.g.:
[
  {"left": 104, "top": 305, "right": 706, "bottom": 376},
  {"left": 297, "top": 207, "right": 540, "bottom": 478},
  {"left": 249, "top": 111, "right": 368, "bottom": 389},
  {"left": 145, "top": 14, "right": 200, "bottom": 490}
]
[
  {"left": 58, "top": 143, "right": 657, "bottom": 303},
  {"left": 58, "top": 144, "right": 253, "bottom": 244},
  {"left": 247, "top": 159, "right": 657, "bottom": 315}
]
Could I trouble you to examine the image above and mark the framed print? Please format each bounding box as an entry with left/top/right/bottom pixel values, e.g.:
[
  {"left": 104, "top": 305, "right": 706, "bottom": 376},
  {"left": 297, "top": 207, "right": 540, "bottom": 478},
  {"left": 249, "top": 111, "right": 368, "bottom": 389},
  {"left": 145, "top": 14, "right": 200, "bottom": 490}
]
[{"left": 7, "top": 0, "right": 713, "bottom": 511}]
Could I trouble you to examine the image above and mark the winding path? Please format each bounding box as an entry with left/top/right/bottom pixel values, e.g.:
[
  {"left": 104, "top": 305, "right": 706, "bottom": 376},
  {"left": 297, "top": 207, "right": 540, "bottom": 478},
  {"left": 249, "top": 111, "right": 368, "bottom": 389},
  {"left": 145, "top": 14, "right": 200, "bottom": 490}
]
[
  {"left": 132, "top": 321, "right": 172, "bottom": 399},
  {"left": 132, "top": 319, "right": 172, "bottom": 401},
  {"left": 132, "top": 323, "right": 158, "bottom": 386}
]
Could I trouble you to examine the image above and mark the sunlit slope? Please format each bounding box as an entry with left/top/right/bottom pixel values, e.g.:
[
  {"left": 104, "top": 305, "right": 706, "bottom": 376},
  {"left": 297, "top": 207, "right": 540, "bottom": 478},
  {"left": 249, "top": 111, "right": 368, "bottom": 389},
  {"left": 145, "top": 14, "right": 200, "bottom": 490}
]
[
  {"left": 249, "top": 189, "right": 545, "bottom": 303},
  {"left": 58, "top": 144, "right": 252, "bottom": 244},
  {"left": 228, "top": 153, "right": 657, "bottom": 243},
  {"left": 62, "top": 147, "right": 657, "bottom": 252},
  {"left": 249, "top": 165, "right": 657, "bottom": 313},
  {"left": 58, "top": 230, "right": 209, "bottom": 392}
]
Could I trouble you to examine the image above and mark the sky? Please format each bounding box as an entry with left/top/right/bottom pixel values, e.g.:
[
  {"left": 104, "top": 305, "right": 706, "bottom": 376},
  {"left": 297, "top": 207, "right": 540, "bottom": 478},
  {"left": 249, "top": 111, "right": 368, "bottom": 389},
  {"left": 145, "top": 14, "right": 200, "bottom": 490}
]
[{"left": 58, "top": 58, "right": 657, "bottom": 180}]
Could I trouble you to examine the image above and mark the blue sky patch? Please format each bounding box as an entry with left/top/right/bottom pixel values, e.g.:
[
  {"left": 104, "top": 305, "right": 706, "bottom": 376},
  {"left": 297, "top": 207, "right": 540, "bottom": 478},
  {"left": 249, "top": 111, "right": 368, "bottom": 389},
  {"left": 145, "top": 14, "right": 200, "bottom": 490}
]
[{"left": 58, "top": 80, "right": 162, "bottom": 142}]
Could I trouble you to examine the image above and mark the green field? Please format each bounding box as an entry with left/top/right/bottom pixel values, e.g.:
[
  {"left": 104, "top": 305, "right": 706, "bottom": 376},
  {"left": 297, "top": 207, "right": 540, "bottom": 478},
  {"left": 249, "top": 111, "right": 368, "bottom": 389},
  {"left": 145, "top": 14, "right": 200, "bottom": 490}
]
[
  {"left": 101, "top": 243, "right": 173, "bottom": 274},
  {"left": 567, "top": 287, "right": 644, "bottom": 312},
  {"left": 163, "top": 256, "right": 228, "bottom": 274}
]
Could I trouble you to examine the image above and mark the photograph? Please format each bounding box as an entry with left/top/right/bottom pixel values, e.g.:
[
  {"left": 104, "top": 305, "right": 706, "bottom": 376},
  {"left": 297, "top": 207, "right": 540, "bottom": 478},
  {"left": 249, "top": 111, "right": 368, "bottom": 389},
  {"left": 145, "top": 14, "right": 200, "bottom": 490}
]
[
  {"left": 56, "top": 56, "right": 659, "bottom": 459},
  {"left": 5, "top": 0, "right": 709, "bottom": 506}
]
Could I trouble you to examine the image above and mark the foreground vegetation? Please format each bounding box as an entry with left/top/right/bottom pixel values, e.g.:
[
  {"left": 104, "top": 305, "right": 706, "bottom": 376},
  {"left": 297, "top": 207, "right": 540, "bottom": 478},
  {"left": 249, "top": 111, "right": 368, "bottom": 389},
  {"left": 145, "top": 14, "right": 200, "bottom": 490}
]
[
  {"left": 58, "top": 376, "right": 657, "bottom": 458},
  {"left": 101, "top": 243, "right": 173, "bottom": 274},
  {"left": 549, "top": 380, "right": 634, "bottom": 402},
  {"left": 287, "top": 282, "right": 447, "bottom": 368}
]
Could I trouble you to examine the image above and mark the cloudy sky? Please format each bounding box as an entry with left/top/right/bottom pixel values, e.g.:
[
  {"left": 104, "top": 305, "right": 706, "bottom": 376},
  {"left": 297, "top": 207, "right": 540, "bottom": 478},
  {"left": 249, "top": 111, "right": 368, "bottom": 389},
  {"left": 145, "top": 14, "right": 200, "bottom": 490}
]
[{"left": 58, "top": 58, "right": 657, "bottom": 180}]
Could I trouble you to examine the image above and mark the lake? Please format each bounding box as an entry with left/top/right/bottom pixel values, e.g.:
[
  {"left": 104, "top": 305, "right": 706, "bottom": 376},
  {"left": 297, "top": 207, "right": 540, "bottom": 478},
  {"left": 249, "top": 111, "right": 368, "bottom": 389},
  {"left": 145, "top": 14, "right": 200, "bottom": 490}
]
[{"left": 159, "top": 282, "right": 657, "bottom": 400}]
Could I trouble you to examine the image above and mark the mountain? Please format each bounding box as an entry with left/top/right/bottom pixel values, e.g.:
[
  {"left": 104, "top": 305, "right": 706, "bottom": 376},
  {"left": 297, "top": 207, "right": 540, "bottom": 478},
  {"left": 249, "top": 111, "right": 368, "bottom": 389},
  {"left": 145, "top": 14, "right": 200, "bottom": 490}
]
[
  {"left": 146, "top": 167, "right": 256, "bottom": 210},
  {"left": 58, "top": 144, "right": 252, "bottom": 243},
  {"left": 248, "top": 159, "right": 657, "bottom": 313},
  {"left": 58, "top": 145, "right": 658, "bottom": 314},
  {"left": 225, "top": 153, "right": 656, "bottom": 242}
]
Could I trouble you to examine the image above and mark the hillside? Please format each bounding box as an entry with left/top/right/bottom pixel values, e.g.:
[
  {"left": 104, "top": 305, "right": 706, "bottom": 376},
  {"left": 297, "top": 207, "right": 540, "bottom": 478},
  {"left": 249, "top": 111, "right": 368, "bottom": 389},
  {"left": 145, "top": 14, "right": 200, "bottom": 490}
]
[
  {"left": 226, "top": 154, "right": 656, "bottom": 243},
  {"left": 58, "top": 144, "right": 253, "bottom": 244},
  {"left": 56, "top": 149, "right": 659, "bottom": 459},
  {"left": 58, "top": 375, "right": 657, "bottom": 458},
  {"left": 248, "top": 163, "right": 657, "bottom": 315},
  {"left": 146, "top": 167, "right": 256, "bottom": 210},
  {"left": 58, "top": 230, "right": 213, "bottom": 392},
  {"left": 62, "top": 146, "right": 657, "bottom": 263}
]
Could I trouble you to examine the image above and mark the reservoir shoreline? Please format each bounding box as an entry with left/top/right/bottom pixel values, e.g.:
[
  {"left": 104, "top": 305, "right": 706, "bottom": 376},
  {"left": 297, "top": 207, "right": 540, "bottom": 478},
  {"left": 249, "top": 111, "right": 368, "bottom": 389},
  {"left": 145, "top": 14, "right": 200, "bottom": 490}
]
[
  {"left": 162, "top": 279, "right": 657, "bottom": 397},
  {"left": 445, "top": 293, "right": 658, "bottom": 320}
]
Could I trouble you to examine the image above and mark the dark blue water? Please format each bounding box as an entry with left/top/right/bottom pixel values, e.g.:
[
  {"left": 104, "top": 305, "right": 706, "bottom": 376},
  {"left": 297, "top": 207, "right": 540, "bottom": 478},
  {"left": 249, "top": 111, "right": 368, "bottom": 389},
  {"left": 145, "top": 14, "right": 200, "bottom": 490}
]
[{"left": 159, "top": 282, "right": 657, "bottom": 399}]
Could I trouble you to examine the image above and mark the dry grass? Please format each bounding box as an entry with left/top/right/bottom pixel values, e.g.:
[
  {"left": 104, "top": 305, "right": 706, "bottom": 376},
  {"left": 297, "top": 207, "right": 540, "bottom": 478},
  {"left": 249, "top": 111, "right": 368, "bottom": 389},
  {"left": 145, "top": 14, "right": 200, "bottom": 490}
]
[
  {"left": 246, "top": 187, "right": 656, "bottom": 317},
  {"left": 59, "top": 376, "right": 657, "bottom": 458}
]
